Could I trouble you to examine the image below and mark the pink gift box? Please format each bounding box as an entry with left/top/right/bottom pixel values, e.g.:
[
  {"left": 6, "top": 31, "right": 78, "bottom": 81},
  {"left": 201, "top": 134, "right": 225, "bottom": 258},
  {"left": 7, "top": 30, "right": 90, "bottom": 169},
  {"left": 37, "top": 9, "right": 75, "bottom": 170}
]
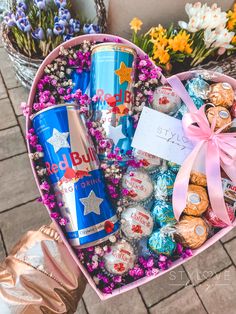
[{"left": 26, "top": 34, "right": 236, "bottom": 300}]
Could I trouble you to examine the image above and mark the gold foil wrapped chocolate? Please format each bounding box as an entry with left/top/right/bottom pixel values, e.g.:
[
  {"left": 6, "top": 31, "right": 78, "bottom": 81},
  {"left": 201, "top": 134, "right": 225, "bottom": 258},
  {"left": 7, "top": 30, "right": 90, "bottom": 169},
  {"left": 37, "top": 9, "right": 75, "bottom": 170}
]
[
  {"left": 175, "top": 215, "right": 208, "bottom": 249},
  {"left": 190, "top": 171, "right": 207, "bottom": 187},
  {"left": 208, "top": 82, "right": 234, "bottom": 108},
  {"left": 206, "top": 106, "right": 232, "bottom": 131},
  {"left": 183, "top": 184, "right": 209, "bottom": 216}
]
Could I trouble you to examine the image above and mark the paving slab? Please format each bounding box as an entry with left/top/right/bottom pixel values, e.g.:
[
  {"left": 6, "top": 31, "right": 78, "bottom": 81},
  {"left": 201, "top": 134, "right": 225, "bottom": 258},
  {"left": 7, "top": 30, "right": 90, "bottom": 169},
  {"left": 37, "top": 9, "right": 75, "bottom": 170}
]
[
  {"left": 0, "top": 97, "right": 17, "bottom": 130},
  {"left": 0, "top": 126, "right": 26, "bottom": 160},
  {"left": 83, "top": 285, "right": 147, "bottom": 314},
  {"left": 221, "top": 227, "right": 236, "bottom": 243},
  {"left": 0, "top": 73, "right": 7, "bottom": 99},
  {"left": 8, "top": 86, "right": 28, "bottom": 116},
  {"left": 184, "top": 241, "right": 231, "bottom": 286},
  {"left": 139, "top": 266, "right": 189, "bottom": 307},
  {"left": 196, "top": 266, "right": 236, "bottom": 314},
  {"left": 0, "top": 154, "right": 39, "bottom": 212},
  {"left": 18, "top": 115, "right": 26, "bottom": 136},
  {"left": 0, "top": 200, "right": 50, "bottom": 253},
  {"left": 75, "top": 300, "right": 88, "bottom": 314},
  {"left": 224, "top": 238, "right": 236, "bottom": 265},
  {"left": 0, "top": 48, "right": 21, "bottom": 89},
  {"left": 0, "top": 232, "right": 6, "bottom": 262},
  {"left": 149, "top": 286, "right": 206, "bottom": 314}
]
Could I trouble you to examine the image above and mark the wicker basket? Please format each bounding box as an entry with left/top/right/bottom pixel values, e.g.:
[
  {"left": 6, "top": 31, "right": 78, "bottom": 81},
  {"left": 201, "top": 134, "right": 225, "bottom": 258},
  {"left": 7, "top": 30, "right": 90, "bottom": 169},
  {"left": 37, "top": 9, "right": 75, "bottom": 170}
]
[{"left": 1, "top": 0, "right": 107, "bottom": 90}]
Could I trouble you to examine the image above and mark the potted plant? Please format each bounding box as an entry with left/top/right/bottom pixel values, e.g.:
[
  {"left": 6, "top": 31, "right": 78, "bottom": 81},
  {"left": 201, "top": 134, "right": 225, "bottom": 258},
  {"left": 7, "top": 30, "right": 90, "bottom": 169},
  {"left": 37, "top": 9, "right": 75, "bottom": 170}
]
[{"left": 1, "top": 0, "right": 106, "bottom": 89}]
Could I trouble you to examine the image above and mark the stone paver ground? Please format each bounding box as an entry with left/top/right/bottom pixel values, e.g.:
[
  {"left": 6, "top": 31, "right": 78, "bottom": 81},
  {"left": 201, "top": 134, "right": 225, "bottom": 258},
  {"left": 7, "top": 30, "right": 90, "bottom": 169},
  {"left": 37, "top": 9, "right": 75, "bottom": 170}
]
[{"left": 0, "top": 45, "right": 236, "bottom": 314}]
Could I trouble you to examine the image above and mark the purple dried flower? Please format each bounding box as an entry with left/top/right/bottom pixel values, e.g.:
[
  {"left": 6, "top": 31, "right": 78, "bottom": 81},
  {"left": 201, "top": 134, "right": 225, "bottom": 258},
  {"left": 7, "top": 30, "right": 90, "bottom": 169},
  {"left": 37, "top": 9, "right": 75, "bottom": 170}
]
[
  {"left": 102, "top": 286, "right": 113, "bottom": 294},
  {"left": 50, "top": 212, "right": 59, "bottom": 219},
  {"left": 113, "top": 275, "right": 122, "bottom": 283}
]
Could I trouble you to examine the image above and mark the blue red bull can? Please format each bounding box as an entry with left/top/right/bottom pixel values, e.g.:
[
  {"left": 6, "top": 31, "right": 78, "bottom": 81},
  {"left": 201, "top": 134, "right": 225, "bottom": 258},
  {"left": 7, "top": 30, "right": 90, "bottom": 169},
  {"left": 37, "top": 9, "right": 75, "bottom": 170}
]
[
  {"left": 90, "top": 43, "right": 136, "bottom": 159},
  {"left": 70, "top": 68, "right": 90, "bottom": 95},
  {"left": 32, "top": 104, "right": 119, "bottom": 248}
]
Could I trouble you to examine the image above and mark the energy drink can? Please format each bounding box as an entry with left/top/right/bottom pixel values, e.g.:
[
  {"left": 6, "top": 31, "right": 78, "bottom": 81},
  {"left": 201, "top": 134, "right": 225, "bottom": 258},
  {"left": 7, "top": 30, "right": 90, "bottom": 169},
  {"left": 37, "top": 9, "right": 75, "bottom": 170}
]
[
  {"left": 32, "top": 104, "right": 119, "bottom": 247},
  {"left": 90, "top": 43, "right": 136, "bottom": 159}
]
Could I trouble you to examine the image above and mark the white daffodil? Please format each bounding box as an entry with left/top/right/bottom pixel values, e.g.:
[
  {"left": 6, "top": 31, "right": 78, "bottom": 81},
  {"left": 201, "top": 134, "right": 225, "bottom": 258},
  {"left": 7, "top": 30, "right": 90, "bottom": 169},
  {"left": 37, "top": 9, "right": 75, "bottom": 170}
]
[{"left": 204, "top": 27, "right": 234, "bottom": 49}]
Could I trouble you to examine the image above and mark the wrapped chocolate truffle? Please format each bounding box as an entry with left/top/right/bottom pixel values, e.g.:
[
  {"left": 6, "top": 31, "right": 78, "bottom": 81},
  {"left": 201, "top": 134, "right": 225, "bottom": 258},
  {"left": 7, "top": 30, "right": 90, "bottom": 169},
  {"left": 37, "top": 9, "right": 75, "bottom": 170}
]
[
  {"left": 121, "top": 205, "right": 154, "bottom": 240},
  {"left": 206, "top": 106, "right": 232, "bottom": 131},
  {"left": 152, "top": 85, "right": 182, "bottom": 116},
  {"left": 190, "top": 171, "right": 207, "bottom": 187},
  {"left": 185, "top": 76, "right": 209, "bottom": 109},
  {"left": 151, "top": 200, "right": 176, "bottom": 227},
  {"left": 204, "top": 204, "right": 235, "bottom": 228},
  {"left": 122, "top": 168, "right": 154, "bottom": 202},
  {"left": 154, "top": 169, "right": 176, "bottom": 200},
  {"left": 148, "top": 228, "right": 176, "bottom": 256},
  {"left": 134, "top": 149, "right": 162, "bottom": 172},
  {"left": 183, "top": 184, "right": 209, "bottom": 216},
  {"left": 175, "top": 215, "right": 208, "bottom": 249},
  {"left": 208, "top": 82, "right": 234, "bottom": 108},
  {"left": 103, "top": 240, "right": 136, "bottom": 275},
  {"left": 167, "top": 161, "right": 180, "bottom": 174}
]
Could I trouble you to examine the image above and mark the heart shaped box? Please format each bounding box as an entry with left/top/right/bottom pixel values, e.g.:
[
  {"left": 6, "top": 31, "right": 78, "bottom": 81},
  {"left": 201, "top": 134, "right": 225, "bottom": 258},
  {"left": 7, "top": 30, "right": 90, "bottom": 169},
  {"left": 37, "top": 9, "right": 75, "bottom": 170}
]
[{"left": 26, "top": 34, "right": 236, "bottom": 300}]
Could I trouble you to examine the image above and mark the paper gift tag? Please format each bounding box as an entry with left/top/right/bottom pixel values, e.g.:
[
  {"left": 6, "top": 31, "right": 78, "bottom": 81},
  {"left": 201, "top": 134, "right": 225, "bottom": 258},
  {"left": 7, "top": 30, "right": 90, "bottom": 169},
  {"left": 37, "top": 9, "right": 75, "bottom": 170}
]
[{"left": 132, "top": 107, "right": 206, "bottom": 173}]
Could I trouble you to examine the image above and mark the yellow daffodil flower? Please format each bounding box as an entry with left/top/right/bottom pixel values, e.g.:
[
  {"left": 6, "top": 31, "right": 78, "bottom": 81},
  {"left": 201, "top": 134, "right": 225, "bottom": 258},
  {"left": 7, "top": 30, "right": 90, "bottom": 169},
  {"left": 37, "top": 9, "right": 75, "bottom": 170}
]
[{"left": 130, "top": 17, "right": 143, "bottom": 33}]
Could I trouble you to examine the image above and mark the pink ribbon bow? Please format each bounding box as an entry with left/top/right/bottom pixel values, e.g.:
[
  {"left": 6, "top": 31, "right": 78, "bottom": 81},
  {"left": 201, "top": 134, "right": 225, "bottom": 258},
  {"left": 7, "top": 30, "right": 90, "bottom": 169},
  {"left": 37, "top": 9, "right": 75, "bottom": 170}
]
[{"left": 167, "top": 75, "right": 236, "bottom": 225}]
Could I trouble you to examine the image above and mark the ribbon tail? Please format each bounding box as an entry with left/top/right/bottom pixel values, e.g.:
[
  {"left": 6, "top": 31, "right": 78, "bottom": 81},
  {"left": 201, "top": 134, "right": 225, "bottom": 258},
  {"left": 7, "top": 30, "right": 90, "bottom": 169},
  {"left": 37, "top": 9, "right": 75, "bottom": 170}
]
[
  {"left": 206, "top": 141, "right": 232, "bottom": 226},
  {"left": 173, "top": 141, "right": 204, "bottom": 221}
]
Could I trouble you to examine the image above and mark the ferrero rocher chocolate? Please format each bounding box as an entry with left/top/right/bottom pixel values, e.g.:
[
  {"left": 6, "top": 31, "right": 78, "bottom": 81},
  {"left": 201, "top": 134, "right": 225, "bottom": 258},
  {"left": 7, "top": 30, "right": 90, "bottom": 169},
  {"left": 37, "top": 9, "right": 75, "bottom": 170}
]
[
  {"left": 190, "top": 171, "right": 207, "bottom": 187},
  {"left": 122, "top": 168, "right": 154, "bottom": 202},
  {"left": 183, "top": 184, "right": 209, "bottom": 216},
  {"left": 121, "top": 205, "right": 154, "bottom": 239},
  {"left": 152, "top": 85, "right": 182, "bottom": 116},
  {"left": 208, "top": 82, "right": 234, "bottom": 108},
  {"left": 206, "top": 106, "right": 232, "bottom": 131},
  {"left": 175, "top": 215, "right": 208, "bottom": 249},
  {"left": 103, "top": 240, "right": 136, "bottom": 275},
  {"left": 204, "top": 204, "right": 235, "bottom": 228}
]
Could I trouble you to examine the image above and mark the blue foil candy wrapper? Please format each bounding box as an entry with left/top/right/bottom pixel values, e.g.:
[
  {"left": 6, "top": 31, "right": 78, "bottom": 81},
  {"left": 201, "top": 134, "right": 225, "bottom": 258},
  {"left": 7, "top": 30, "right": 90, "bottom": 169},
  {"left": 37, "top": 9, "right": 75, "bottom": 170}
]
[
  {"left": 148, "top": 229, "right": 176, "bottom": 256},
  {"left": 185, "top": 76, "right": 209, "bottom": 109},
  {"left": 167, "top": 161, "right": 180, "bottom": 173},
  {"left": 154, "top": 169, "right": 176, "bottom": 200},
  {"left": 151, "top": 200, "right": 176, "bottom": 227},
  {"left": 90, "top": 43, "right": 136, "bottom": 160}
]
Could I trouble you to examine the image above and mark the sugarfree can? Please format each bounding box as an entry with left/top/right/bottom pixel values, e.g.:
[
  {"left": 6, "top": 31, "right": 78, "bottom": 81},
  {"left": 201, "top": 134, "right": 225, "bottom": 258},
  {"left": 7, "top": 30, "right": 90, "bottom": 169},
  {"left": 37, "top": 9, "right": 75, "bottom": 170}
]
[
  {"left": 32, "top": 104, "right": 119, "bottom": 248},
  {"left": 90, "top": 43, "right": 136, "bottom": 159}
]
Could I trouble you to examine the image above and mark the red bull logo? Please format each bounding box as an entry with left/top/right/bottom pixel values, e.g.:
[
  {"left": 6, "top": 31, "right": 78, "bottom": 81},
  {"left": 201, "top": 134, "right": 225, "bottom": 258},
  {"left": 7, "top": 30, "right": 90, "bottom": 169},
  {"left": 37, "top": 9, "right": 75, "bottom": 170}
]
[
  {"left": 45, "top": 147, "right": 97, "bottom": 184},
  {"left": 96, "top": 88, "right": 132, "bottom": 109}
]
